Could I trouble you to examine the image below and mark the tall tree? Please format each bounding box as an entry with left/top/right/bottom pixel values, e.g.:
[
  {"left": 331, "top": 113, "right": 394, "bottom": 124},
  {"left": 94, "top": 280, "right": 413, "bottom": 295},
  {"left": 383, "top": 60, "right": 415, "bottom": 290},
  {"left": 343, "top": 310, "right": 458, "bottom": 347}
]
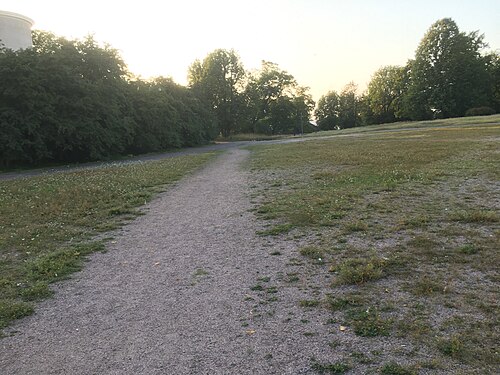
[
  {"left": 338, "top": 82, "right": 360, "bottom": 128},
  {"left": 366, "top": 66, "right": 408, "bottom": 124},
  {"left": 244, "top": 61, "right": 296, "bottom": 131},
  {"left": 486, "top": 52, "right": 500, "bottom": 112},
  {"left": 315, "top": 91, "right": 340, "bottom": 130},
  {"left": 404, "top": 18, "right": 490, "bottom": 119},
  {"left": 243, "top": 61, "right": 313, "bottom": 134},
  {"left": 188, "top": 49, "right": 245, "bottom": 137}
]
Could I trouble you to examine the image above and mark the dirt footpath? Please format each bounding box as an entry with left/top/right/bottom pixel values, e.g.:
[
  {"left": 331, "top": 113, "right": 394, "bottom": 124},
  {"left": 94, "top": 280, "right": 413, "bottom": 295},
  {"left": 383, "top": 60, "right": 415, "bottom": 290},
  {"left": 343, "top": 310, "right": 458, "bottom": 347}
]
[{"left": 0, "top": 149, "right": 334, "bottom": 374}]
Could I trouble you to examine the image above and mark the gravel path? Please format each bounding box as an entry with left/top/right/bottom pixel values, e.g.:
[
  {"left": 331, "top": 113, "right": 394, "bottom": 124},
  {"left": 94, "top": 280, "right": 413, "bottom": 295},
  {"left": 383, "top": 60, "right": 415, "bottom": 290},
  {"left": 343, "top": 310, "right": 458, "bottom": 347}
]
[{"left": 0, "top": 149, "right": 334, "bottom": 374}]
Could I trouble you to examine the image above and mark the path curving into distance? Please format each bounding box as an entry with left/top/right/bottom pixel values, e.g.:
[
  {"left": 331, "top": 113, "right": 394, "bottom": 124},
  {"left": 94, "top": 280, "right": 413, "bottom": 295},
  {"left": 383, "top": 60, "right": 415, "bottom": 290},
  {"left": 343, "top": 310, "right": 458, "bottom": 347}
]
[{"left": 0, "top": 149, "right": 332, "bottom": 374}]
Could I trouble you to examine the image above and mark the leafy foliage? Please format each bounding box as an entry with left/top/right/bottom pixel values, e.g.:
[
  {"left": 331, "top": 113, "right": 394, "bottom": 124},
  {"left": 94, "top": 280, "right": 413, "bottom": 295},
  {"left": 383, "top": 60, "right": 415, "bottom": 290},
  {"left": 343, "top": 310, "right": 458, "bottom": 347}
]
[
  {"left": 315, "top": 83, "right": 363, "bottom": 129},
  {"left": 0, "top": 31, "right": 216, "bottom": 167},
  {"left": 366, "top": 66, "right": 408, "bottom": 124},
  {"left": 323, "top": 18, "right": 498, "bottom": 126},
  {"left": 243, "top": 61, "right": 314, "bottom": 134},
  {"left": 405, "top": 18, "right": 491, "bottom": 119},
  {"left": 188, "top": 49, "right": 245, "bottom": 137},
  {"left": 189, "top": 55, "right": 315, "bottom": 136}
]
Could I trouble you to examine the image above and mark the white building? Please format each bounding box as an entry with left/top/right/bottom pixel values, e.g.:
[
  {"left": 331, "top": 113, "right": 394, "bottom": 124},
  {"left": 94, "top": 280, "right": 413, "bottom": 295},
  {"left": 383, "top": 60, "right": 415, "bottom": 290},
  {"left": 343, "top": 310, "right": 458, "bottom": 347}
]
[{"left": 0, "top": 10, "right": 34, "bottom": 50}]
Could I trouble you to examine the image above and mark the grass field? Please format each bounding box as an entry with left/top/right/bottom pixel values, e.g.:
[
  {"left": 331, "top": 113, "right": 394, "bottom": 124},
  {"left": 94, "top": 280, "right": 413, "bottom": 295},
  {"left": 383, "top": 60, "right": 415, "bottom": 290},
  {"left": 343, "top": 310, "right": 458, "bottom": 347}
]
[
  {"left": 249, "top": 117, "right": 499, "bottom": 373},
  {"left": 1, "top": 115, "right": 498, "bottom": 372},
  {"left": 307, "top": 113, "right": 500, "bottom": 137},
  {"left": 0, "top": 153, "right": 217, "bottom": 331},
  {"left": 215, "top": 133, "right": 287, "bottom": 142}
]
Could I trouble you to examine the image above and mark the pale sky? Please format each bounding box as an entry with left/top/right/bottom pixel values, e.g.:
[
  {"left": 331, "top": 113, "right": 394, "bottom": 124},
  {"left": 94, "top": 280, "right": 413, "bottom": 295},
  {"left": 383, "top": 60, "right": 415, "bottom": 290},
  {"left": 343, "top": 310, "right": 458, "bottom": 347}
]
[{"left": 3, "top": 0, "right": 500, "bottom": 101}]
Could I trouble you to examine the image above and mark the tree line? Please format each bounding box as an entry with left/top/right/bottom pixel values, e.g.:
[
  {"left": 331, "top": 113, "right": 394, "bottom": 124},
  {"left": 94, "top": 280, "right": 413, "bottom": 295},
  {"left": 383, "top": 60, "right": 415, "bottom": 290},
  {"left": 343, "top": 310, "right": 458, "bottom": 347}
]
[
  {"left": 0, "top": 31, "right": 315, "bottom": 167},
  {"left": 0, "top": 31, "right": 218, "bottom": 167},
  {"left": 1, "top": 18, "right": 498, "bottom": 166},
  {"left": 315, "top": 18, "right": 500, "bottom": 130}
]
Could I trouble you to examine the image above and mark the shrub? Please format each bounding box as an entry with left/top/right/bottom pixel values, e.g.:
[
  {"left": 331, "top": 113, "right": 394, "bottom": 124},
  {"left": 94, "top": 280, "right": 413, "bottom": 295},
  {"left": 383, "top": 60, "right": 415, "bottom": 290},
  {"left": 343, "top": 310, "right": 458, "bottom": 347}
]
[{"left": 465, "top": 107, "right": 496, "bottom": 116}]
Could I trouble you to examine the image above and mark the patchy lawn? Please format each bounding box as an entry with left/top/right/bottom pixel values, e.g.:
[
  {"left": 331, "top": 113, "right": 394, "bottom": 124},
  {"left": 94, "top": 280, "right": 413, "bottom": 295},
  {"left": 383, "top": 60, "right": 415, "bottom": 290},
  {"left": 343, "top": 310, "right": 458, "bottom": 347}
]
[
  {"left": 248, "top": 119, "right": 499, "bottom": 373},
  {"left": 0, "top": 153, "right": 217, "bottom": 331}
]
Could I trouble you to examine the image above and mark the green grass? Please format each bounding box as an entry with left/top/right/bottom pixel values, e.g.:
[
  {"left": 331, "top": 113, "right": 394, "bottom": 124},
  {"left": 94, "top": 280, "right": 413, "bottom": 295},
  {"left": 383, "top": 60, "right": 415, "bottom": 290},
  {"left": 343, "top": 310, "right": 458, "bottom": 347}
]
[
  {"left": 299, "top": 299, "right": 321, "bottom": 308},
  {"left": 0, "top": 300, "right": 34, "bottom": 329},
  {"left": 436, "top": 335, "right": 465, "bottom": 358},
  {"left": 0, "top": 152, "right": 217, "bottom": 330},
  {"left": 346, "top": 308, "right": 391, "bottom": 337},
  {"left": 336, "top": 257, "right": 387, "bottom": 285},
  {"left": 449, "top": 209, "right": 498, "bottom": 223},
  {"left": 410, "top": 276, "right": 444, "bottom": 296},
  {"left": 216, "top": 133, "right": 287, "bottom": 142},
  {"left": 257, "top": 223, "right": 293, "bottom": 236},
  {"left": 380, "top": 362, "right": 416, "bottom": 375},
  {"left": 306, "top": 114, "right": 500, "bottom": 138},
  {"left": 457, "top": 244, "right": 479, "bottom": 255},
  {"left": 299, "top": 246, "right": 325, "bottom": 260},
  {"left": 311, "top": 360, "right": 351, "bottom": 374},
  {"left": 326, "top": 293, "right": 365, "bottom": 311},
  {"left": 249, "top": 117, "right": 500, "bottom": 372}
]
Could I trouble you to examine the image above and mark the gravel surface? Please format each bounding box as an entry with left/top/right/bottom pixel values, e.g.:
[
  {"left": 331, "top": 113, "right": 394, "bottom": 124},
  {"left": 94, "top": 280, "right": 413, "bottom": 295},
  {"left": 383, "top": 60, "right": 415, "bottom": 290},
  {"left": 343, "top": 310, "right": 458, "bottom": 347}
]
[{"left": 0, "top": 149, "right": 336, "bottom": 374}]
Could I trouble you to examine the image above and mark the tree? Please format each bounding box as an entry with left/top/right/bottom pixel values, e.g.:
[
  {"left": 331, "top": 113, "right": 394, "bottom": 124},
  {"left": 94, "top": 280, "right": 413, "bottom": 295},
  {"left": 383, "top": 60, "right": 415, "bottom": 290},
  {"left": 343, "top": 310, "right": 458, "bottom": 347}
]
[
  {"left": 404, "top": 18, "right": 491, "bottom": 119},
  {"left": 244, "top": 61, "right": 296, "bottom": 131},
  {"left": 243, "top": 61, "right": 314, "bottom": 134},
  {"left": 366, "top": 66, "right": 408, "bottom": 123},
  {"left": 188, "top": 49, "right": 245, "bottom": 137},
  {"left": 0, "top": 31, "right": 217, "bottom": 167},
  {"left": 338, "top": 82, "right": 361, "bottom": 128},
  {"left": 315, "top": 91, "right": 340, "bottom": 130},
  {"left": 486, "top": 52, "right": 500, "bottom": 112}
]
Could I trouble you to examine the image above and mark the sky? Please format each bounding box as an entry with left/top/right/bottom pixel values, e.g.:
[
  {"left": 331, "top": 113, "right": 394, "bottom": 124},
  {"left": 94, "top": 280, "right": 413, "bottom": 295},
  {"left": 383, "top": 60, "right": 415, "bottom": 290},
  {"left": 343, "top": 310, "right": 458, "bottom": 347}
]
[{"left": 2, "top": 0, "right": 500, "bottom": 101}]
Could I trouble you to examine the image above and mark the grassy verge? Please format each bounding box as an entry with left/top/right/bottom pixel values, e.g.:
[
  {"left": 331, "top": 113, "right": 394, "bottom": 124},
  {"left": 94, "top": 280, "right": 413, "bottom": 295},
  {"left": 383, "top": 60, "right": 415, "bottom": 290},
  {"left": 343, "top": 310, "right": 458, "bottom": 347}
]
[
  {"left": 0, "top": 152, "right": 217, "bottom": 331},
  {"left": 216, "top": 133, "right": 288, "bottom": 142},
  {"left": 249, "top": 118, "right": 499, "bottom": 372},
  {"left": 306, "top": 113, "right": 500, "bottom": 138}
]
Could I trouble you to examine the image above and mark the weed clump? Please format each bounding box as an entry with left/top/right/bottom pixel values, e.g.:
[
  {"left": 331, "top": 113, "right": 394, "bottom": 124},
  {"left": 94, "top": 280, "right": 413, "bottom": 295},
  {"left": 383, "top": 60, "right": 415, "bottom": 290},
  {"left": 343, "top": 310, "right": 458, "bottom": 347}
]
[
  {"left": 326, "top": 293, "right": 365, "bottom": 311},
  {"left": 299, "top": 299, "right": 321, "bottom": 308},
  {"left": 437, "top": 335, "right": 464, "bottom": 358},
  {"left": 347, "top": 308, "right": 391, "bottom": 337},
  {"left": 450, "top": 210, "right": 498, "bottom": 223},
  {"left": 336, "top": 257, "right": 386, "bottom": 285},
  {"left": 257, "top": 223, "right": 293, "bottom": 236},
  {"left": 344, "top": 220, "right": 368, "bottom": 233},
  {"left": 299, "top": 246, "right": 325, "bottom": 260},
  {"left": 457, "top": 244, "right": 479, "bottom": 255},
  {"left": 311, "top": 359, "right": 350, "bottom": 374},
  {"left": 380, "top": 362, "right": 415, "bottom": 374},
  {"left": 411, "top": 276, "right": 444, "bottom": 296}
]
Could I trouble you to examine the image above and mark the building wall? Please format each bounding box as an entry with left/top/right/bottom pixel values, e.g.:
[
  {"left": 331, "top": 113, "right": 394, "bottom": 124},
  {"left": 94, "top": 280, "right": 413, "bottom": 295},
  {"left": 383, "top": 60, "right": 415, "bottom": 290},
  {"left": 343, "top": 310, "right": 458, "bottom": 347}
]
[{"left": 0, "top": 11, "right": 34, "bottom": 50}]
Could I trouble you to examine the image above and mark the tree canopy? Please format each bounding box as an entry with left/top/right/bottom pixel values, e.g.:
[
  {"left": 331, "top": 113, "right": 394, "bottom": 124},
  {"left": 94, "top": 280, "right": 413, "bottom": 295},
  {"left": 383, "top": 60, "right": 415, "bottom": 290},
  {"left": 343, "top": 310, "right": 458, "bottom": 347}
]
[
  {"left": 2, "top": 17, "right": 498, "bottom": 167},
  {"left": 188, "top": 49, "right": 245, "bottom": 137},
  {"left": 406, "top": 18, "right": 491, "bottom": 119},
  {"left": 188, "top": 55, "right": 315, "bottom": 136},
  {"left": 243, "top": 61, "right": 314, "bottom": 134},
  {"left": 315, "top": 83, "right": 363, "bottom": 130},
  {"left": 0, "top": 31, "right": 216, "bottom": 167},
  {"left": 334, "top": 18, "right": 498, "bottom": 127}
]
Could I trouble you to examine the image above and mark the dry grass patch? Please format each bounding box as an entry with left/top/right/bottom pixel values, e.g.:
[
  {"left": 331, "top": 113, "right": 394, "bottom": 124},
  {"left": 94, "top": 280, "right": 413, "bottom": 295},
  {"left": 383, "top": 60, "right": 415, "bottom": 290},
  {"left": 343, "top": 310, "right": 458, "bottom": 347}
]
[{"left": 249, "top": 119, "right": 499, "bottom": 372}]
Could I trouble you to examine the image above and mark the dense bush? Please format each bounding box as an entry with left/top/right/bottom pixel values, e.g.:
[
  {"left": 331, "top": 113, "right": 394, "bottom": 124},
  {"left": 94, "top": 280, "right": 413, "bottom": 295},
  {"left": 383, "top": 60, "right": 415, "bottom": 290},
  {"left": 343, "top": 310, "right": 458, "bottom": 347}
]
[
  {"left": 465, "top": 106, "right": 496, "bottom": 117},
  {"left": 0, "top": 31, "right": 216, "bottom": 167}
]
